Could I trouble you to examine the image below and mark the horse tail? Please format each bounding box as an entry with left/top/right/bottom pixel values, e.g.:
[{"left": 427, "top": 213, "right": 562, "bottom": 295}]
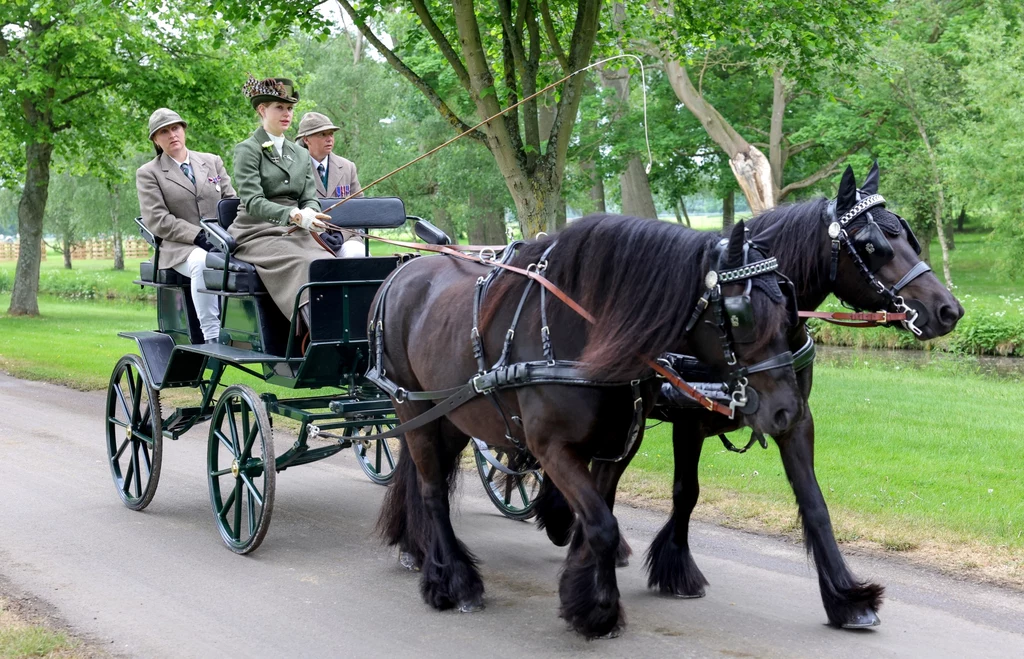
[{"left": 377, "top": 437, "right": 424, "bottom": 552}]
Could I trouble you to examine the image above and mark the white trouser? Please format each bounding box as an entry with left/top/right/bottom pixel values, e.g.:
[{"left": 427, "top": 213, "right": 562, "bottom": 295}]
[
  {"left": 172, "top": 247, "right": 220, "bottom": 341},
  {"left": 339, "top": 239, "right": 365, "bottom": 258}
]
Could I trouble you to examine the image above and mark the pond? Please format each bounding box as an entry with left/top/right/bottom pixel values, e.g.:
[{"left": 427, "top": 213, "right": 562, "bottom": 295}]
[{"left": 817, "top": 346, "right": 1024, "bottom": 380}]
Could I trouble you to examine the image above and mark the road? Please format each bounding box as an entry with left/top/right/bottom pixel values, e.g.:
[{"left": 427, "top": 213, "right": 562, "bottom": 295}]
[{"left": 1, "top": 372, "right": 1023, "bottom": 658}]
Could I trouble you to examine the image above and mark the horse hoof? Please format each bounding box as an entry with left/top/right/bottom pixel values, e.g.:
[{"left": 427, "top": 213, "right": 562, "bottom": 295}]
[
  {"left": 672, "top": 588, "right": 706, "bottom": 599},
  {"left": 841, "top": 610, "right": 880, "bottom": 629},
  {"left": 399, "top": 551, "right": 420, "bottom": 572},
  {"left": 595, "top": 629, "right": 621, "bottom": 639},
  {"left": 458, "top": 598, "right": 485, "bottom": 613}
]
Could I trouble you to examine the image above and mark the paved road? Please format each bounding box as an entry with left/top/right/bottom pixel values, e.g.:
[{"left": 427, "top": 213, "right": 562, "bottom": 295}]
[{"left": 1, "top": 372, "right": 1023, "bottom": 658}]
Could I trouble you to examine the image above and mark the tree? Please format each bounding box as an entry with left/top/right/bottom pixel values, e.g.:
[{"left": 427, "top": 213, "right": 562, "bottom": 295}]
[
  {"left": 1, "top": 1, "right": 295, "bottom": 314},
  {"left": 630, "top": 0, "right": 890, "bottom": 213},
  {"left": 216, "top": 0, "right": 603, "bottom": 238}
]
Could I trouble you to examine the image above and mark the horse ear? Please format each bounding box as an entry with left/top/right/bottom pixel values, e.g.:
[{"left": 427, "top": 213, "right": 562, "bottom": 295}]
[
  {"left": 862, "top": 160, "right": 880, "bottom": 195},
  {"left": 837, "top": 165, "right": 857, "bottom": 213},
  {"left": 725, "top": 220, "right": 746, "bottom": 268}
]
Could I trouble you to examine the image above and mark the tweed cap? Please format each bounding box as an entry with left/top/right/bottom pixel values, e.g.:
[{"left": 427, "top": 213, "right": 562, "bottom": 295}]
[
  {"left": 147, "top": 108, "right": 187, "bottom": 140},
  {"left": 243, "top": 74, "right": 299, "bottom": 109},
  {"left": 296, "top": 112, "right": 340, "bottom": 141}
]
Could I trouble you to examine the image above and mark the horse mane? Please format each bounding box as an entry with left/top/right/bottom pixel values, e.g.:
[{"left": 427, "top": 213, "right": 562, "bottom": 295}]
[
  {"left": 746, "top": 198, "right": 830, "bottom": 299},
  {"left": 481, "top": 214, "right": 732, "bottom": 379}
]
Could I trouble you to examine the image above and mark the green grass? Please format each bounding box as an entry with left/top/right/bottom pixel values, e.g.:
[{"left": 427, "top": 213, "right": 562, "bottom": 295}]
[
  {"left": 0, "top": 599, "right": 78, "bottom": 659},
  {"left": 630, "top": 360, "right": 1024, "bottom": 551}
]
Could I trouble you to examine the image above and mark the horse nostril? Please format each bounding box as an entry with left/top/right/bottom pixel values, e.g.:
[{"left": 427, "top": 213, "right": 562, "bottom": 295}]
[{"left": 938, "top": 304, "right": 962, "bottom": 326}]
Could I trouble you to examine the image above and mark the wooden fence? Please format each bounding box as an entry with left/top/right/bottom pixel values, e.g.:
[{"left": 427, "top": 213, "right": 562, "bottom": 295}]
[
  {"left": 0, "top": 239, "right": 149, "bottom": 261},
  {"left": 69, "top": 238, "right": 150, "bottom": 261},
  {"left": 0, "top": 241, "right": 47, "bottom": 261}
]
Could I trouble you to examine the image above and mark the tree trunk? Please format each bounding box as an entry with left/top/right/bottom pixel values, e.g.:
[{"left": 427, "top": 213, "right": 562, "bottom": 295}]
[
  {"left": 469, "top": 192, "right": 506, "bottom": 244},
  {"left": 620, "top": 157, "right": 658, "bottom": 219},
  {"left": 678, "top": 197, "right": 692, "bottom": 227},
  {"left": 431, "top": 206, "right": 456, "bottom": 244},
  {"left": 579, "top": 159, "right": 605, "bottom": 214},
  {"left": 8, "top": 141, "right": 53, "bottom": 316},
  {"left": 956, "top": 206, "right": 966, "bottom": 231},
  {"left": 547, "top": 198, "right": 566, "bottom": 234},
  {"left": 722, "top": 189, "right": 735, "bottom": 232},
  {"left": 110, "top": 187, "right": 124, "bottom": 271},
  {"left": 911, "top": 115, "right": 953, "bottom": 288},
  {"left": 664, "top": 60, "right": 776, "bottom": 213},
  {"left": 62, "top": 234, "right": 72, "bottom": 269},
  {"left": 918, "top": 221, "right": 935, "bottom": 265}
]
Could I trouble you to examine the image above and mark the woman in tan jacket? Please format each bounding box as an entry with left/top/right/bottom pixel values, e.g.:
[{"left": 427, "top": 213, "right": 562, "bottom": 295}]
[{"left": 136, "top": 108, "right": 237, "bottom": 343}]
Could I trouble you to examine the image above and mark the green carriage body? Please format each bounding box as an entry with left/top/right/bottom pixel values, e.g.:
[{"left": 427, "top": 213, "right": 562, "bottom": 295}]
[{"left": 105, "top": 197, "right": 418, "bottom": 553}]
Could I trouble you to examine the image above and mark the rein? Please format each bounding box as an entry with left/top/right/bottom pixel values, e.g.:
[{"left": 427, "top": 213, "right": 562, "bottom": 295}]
[
  {"left": 797, "top": 309, "right": 908, "bottom": 327},
  {"left": 356, "top": 231, "right": 735, "bottom": 417}
]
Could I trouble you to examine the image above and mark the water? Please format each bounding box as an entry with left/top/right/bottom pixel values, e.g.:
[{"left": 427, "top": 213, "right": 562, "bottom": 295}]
[{"left": 816, "top": 346, "right": 1024, "bottom": 380}]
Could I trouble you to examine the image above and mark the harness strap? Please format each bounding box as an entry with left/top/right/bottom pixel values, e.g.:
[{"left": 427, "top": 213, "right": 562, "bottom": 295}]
[
  {"left": 358, "top": 232, "right": 734, "bottom": 417},
  {"left": 891, "top": 260, "right": 932, "bottom": 293},
  {"left": 738, "top": 350, "right": 794, "bottom": 376}
]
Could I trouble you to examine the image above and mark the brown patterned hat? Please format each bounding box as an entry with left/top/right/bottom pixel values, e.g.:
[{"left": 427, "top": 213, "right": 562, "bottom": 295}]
[{"left": 242, "top": 74, "right": 299, "bottom": 109}]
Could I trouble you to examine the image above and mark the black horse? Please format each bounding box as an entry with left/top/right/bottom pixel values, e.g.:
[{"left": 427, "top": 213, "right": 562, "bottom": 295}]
[
  {"left": 373, "top": 216, "right": 804, "bottom": 638},
  {"left": 534, "top": 163, "right": 964, "bottom": 629}
]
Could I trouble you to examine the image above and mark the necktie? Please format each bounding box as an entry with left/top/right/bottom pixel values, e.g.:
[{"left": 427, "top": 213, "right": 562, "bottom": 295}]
[
  {"left": 317, "top": 163, "right": 328, "bottom": 190},
  {"left": 180, "top": 162, "right": 195, "bottom": 187}
]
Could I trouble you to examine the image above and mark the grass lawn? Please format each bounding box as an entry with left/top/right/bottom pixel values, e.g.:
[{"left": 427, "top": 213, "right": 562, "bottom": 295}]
[{"left": 0, "top": 598, "right": 80, "bottom": 659}]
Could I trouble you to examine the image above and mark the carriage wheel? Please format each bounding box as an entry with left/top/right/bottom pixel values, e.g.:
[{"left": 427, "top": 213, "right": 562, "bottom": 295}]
[
  {"left": 105, "top": 354, "right": 163, "bottom": 511},
  {"left": 207, "top": 385, "right": 276, "bottom": 554},
  {"left": 350, "top": 419, "right": 401, "bottom": 485},
  {"left": 474, "top": 443, "right": 542, "bottom": 521}
]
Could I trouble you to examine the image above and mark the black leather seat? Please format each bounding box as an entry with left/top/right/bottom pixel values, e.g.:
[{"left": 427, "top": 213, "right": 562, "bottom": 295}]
[
  {"left": 140, "top": 261, "right": 189, "bottom": 285},
  {"left": 200, "top": 199, "right": 267, "bottom": 293}
]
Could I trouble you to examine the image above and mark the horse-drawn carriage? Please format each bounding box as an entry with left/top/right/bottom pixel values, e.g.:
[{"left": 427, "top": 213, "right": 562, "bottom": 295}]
[
  {"left": 104, "top": 196, "right": 436, "bottom": 553},
  {"left": 104, "top": 163, "right": 964, "bottom": 638}
]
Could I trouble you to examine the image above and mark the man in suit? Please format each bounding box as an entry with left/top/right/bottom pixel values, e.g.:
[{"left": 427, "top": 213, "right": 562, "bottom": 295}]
[
  {"left": 136, "top": 108, "right": 237, "bottom": 343},
  {"left": 296, "top": 111, "right": 365, "bottom": 257}
]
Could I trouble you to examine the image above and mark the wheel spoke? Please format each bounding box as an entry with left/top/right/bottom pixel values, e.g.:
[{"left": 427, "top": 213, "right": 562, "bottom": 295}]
[
  {"left": 218, "top": 485, "right": 237, "bottom": 518},
  {"left": 240, "top": 424, "right": 258, "bottom": 462},
  {"left": 240, "top": 472, "right": 264, "bottom": 507},
  {"left": 131, "top": 440, "right": 143, "bottom": 498},
  {"left": 227, "top": 401, "right": 241, "bottom": 457},
  {"left": 140, "top": 442, "right": 152, "bottom": 475},
  {"left": 210, "top": 467, "right": 234, "bottom": 477},
  {"left": 114, "top": 436, "right": 130, "bottom": 461},
  {"left": 130, "top": 371, "right": 143, "bottom": 425},
  {"left": 215, "top": 429, "right": 238, "bottom": 458},
  {"left": 108, "top": 416, "right": 129, "bottom": 429},
  {"left": 247, "top": 487, "right": 257, "bottom": 535},
  {"left": 232, "top": 479, "right": 243, "bottom": 541},
  {"left": 516, "top": 477, "right": 531, "bottom": 505},
  {"left": 122, "top": 458, "right": 135, "bottom": 495},
  {"left": 504, "top": 472, "right": 515, "bottom": 506},
  {"left": 114, "top": 383, "right": 131, "bottom": 422},
  {"left": 380, "top": 435, "right": 396, "bottom": 470}
]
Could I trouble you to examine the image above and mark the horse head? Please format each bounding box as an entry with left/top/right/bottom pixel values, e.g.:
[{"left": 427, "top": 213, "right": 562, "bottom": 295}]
[
  {"left": 685, "top": 221, "right": 802, "bottom": 437},
  {"left": 829, "top": 162, "right": 964, "bottom": 339}
]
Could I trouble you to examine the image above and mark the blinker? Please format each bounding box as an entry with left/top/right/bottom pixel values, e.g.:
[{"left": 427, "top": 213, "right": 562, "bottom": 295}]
[
  {"left": 723, "top": 290, "right": 756, "bottom": 343},
  {"left": 849, "top": 218, "right": 894, "bottom": 274}
]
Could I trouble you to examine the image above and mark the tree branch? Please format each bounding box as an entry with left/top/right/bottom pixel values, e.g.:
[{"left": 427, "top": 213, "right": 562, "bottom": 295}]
[
  {"left": 336, "top": 0, "right": 484, "bottom": 141},
  {"left": 539, "top": 0, "right": 569, "bottom": 71},
  {"left": 409, "top": 0, "right": 472, "bottom": 92},
  {"left": 784, "top": 139, "right": 818, "bottom": 158}
]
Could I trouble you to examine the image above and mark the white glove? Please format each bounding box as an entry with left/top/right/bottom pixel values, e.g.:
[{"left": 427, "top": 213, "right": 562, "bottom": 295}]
[{"left": 290, "top": 207, "right": 329, "bottom": 233}]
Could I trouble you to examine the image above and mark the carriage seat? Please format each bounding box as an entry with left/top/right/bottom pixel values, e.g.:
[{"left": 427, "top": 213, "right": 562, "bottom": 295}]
[{"left": 133, "top": 216, "right": 189, "bottom": 286}]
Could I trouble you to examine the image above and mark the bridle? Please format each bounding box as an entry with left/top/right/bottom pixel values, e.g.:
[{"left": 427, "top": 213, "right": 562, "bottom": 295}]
[
  {"left": 823, "top": 192, "right": 932, "bottom": 336},
  {"left": 681, "top": 238, "right": 796, "bottom": 417}
]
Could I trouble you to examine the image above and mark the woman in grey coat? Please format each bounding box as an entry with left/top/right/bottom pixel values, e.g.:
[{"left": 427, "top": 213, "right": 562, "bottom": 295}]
[
  {"left": 229, "top": 76, "right": 336, "bottom": 323},
  {"left": 136, "top": 108, "right": 237, "bottom": 343}
]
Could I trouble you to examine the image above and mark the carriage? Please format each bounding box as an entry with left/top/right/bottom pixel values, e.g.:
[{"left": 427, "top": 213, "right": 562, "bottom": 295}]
[{"left": 104, "top": 196, "right": 456, "bottom": 552}]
